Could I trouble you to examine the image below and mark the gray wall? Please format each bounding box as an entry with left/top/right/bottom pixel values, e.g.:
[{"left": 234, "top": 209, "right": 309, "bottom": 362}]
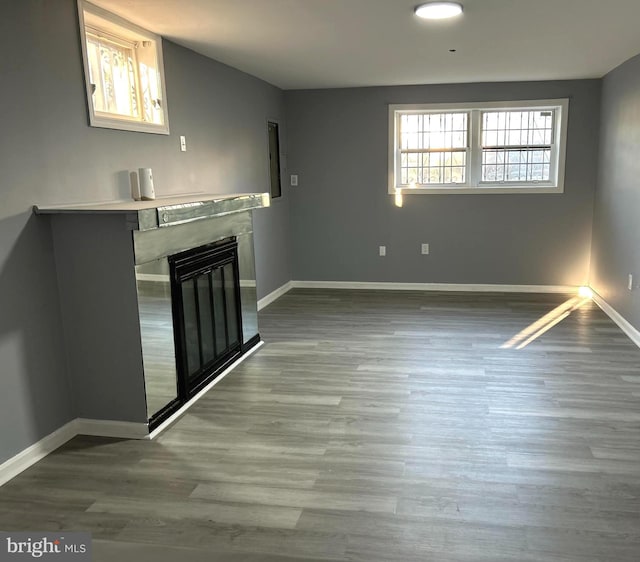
[
  {"left": 285, "top": 81, "right": 600, "bottom": 286},
  {"left": 0, "top": 0, "right": 290, "bottom": 464},
  {"left": 590, "top": 54, "right": 640, "bottom": 330}
]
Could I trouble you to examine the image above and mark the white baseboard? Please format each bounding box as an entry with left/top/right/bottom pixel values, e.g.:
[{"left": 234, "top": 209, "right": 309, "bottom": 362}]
[
  {"left": 591, "top": 291, "right": 640, "bottom": 349},
  {"left": 75, "top": 418, "right": 149, "bottom": 440},
  {"left": 291, "top": 280, "right": 577, "bottom": 293},
  {"left": 0, "top": 420, "right": 77, "bottom": 487},
  {"left": 257, "top": 281, "right": 294, "bottom": 311},
  {"left": 135, "top": 273, "right": 169, "bottom": 282},
  {"left": 0, "top": 418, "right": 149, "bottom": 487},
  {"left": 148, "top": 341, "right": 264, "bottom": 439},
  {"left": 0, "top": 343, "right": 265, "bottom": 486},
  {"left": 254, "top": 280, "right": 578, "bottom": 311}
]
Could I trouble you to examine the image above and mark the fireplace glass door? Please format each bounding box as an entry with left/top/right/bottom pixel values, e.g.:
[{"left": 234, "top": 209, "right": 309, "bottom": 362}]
[{"left": 170, "top": 238, "right": 243, "bottom": 397}]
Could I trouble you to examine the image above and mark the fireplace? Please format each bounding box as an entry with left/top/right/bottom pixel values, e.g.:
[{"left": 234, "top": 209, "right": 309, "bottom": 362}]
[
  {"left": 36, "top": 193, "right": 268, "bottom": 438},
  {"left": 170, "top": 237, "right": 243, "bottom": 398},
  {"left": 133, "top": 207, "right": 263, "bottom": 430}
]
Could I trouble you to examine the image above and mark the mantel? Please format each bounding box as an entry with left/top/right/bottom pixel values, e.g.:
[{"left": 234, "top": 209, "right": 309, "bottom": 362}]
[
  {"left": 34, "top": 192, "right": 270, "bottom": 231},
  {"left": 42, "top": 191, "right": 265, "bottom": 435}
]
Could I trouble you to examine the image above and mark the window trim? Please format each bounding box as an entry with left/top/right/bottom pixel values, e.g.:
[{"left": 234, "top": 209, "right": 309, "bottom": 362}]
[
  {"left": 388, "top": 99, "right": 569, "bottom": 195},
  {"left": 77, "top": 0, "right": 170, "bottom": 135}
]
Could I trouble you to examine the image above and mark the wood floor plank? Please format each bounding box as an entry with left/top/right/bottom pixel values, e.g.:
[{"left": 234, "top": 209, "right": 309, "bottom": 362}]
[
  {"left": 191, "top": 482, "right": 398, "bottom": 514},
  {"left": 86, "top": 496, "right": 303, "bottom": 529}
]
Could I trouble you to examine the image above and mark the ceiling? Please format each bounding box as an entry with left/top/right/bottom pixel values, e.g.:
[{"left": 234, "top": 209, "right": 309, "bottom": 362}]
[{"left": 92, "top": 0, "right": 640, "bottom": 90}]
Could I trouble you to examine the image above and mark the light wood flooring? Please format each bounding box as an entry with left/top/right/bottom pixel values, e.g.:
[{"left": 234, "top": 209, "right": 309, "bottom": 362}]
[{"left": 1, "top": 289, "right": 640, "bottom": 561}]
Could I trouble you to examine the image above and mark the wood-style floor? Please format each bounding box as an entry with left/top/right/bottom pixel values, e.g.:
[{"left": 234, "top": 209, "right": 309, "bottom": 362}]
[{"left": 1, "top": 289, "right": 640, "bottom": 561}]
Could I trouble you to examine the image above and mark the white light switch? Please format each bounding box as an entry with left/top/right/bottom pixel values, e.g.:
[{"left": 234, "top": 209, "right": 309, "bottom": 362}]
[
  {"left": 421, "top": 243, "right": 430, "bottom": 255},
  {"left": 379, "top": 245, "right": 386, "bottom": 257},
  {"left": 180, "top": 135, "right": 187, "bottom": 152},
  {"left": 290, "top": 174, "right": 298, "bottom": 186},
  {"left": 629, "top": 274, "right": 634, "bottom": 291}
]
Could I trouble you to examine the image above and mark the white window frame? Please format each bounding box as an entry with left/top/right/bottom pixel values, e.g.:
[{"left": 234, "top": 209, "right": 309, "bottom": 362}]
[
  {"left": 388, "top": 99, "right": 569, "bottom": 195},
  {"left": 77, "top": 0, "right": 170, "bottom": 135}
]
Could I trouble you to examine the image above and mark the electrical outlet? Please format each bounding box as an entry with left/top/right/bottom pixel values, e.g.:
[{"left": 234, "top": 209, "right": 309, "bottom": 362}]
[
  {"left": 379, "top": 245, "right": 386, "bottom": 257},
  {"left": 629, "top": 274, "right": 634, "bottom": 291},
  {"left": 421, "top": 243, "right": 430, "bottom": 255},
  {"left": 290, "top": 174, "right": 298, "bottom": 187}
]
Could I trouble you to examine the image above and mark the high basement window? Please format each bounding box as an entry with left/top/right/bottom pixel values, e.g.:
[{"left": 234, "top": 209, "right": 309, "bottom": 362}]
[
  {"left": 388, "top": 99, "right": 568, "bottom": 194},
  {"left": 77, "top": 0, "right": 170, "bottom": 134}
]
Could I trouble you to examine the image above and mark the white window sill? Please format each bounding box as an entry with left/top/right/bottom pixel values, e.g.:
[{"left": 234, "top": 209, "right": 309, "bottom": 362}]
[
  {"left": 389, "top": 185, "right": 563, "bottom": 195},
  {"left": 90, "top": 114, "right": 170, "bottom": 135}
]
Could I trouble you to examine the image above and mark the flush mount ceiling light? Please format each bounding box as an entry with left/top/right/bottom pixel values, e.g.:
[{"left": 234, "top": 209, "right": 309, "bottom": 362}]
[{"left": 414, "top": 2, "right": 463, "bottom": 20}]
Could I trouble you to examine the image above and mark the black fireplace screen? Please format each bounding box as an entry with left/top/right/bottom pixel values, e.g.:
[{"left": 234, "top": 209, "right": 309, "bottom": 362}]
[{"left": 169, "top": 237, "right": 243, "bottom": 397}]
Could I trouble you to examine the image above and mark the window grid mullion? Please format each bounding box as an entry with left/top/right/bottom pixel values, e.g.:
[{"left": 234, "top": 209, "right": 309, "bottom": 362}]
[
  {"left": 130, "top": 44, "right": 144, "bottom": 121},
  {"left": 469, "top": 110, "right": 481, "bottom": 186}
]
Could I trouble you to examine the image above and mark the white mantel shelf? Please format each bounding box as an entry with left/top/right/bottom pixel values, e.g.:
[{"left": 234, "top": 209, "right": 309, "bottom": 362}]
[
  {"left": 34, "top": 192, "right": 270, "bottom": 231},
  {"left": 34, "top": 192, "right": 268, "bottom": 213}
]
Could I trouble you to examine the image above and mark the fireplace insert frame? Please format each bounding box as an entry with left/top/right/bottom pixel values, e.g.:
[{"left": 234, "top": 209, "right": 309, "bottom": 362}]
[
  {"left": 171, "top": 236, "right": 244, "bottom": 393},
  {"left": 147, "top": 236, "right": 246, "bottom": 430}
]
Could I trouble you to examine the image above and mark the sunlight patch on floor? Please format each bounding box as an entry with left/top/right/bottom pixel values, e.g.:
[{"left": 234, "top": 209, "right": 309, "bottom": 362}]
[{"left": 501, "top": 292, "right": 592, "bottom": 350}]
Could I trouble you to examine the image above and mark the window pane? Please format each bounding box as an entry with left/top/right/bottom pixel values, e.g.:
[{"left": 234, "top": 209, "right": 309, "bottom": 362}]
[
  {"left": 484, "top": 130, "right": 498, "bottom": 147},
  {"left": 398, "top": 111, "right": 468, "bottom": 185},
  {"left": 451, "top": 152, "right": 465, "bottom": 166},
  {"left": 507, "top": 164, "right": 520, "bottom": 181},
  {"left": 531, "top": 164, "right": 544, "bottom": 181},
  {"left": 86, "top": 34, "right": 138, "bottom": 119},
  {"left": 400, "top": 149, "right": 467, "bottom": 185},
  {"left": 482, "top": 148, "right": 551, "bottom": 182},
  {"left": 137, "top": 42, "right": 164, "bottom": 125},
  {"left": 400, "top": 111, "right": 468, "bottom": 151},
  {"left": 481, "top": 109, "right": 554, "bottom": 182},
  {"left": 482, "top": 109, "right": 554, "bottom": 148},
  {"left": 451, "top": 167, "right": 465, "bottom": 183},
  {"left": 484, "top": 165, "right": 497, "bottom": 181}
]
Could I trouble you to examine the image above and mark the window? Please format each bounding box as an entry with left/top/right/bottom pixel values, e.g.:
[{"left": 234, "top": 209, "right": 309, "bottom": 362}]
[
  {"left": 389, "top": 99, "right": 568, "bottom": 194},
  {"left": 78, "top": 0, "right": 169, "bottom": 134}
]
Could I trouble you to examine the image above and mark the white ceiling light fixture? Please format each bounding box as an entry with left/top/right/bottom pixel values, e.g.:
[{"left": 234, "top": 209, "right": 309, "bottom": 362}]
[{"left": 415, "top": 2, "right": 464, "bottom": 20}]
